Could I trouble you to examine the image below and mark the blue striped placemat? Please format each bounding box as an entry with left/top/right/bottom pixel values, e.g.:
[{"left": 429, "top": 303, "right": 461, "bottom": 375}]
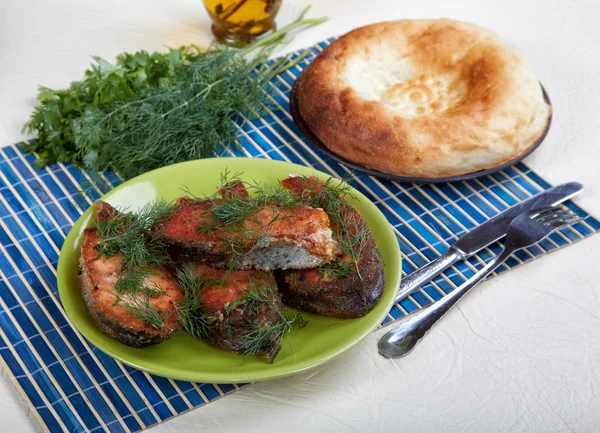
[{"left": 1, "top": 38, "right": 598, "bottom": 433}]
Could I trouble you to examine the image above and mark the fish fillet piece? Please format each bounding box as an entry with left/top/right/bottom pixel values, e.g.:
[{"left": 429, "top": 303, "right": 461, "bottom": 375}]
[
  {"left": 155, "top": 196, "right": 338, "bottom": 270},
  {"left": 78, "top": 201, "right": 183, "bottom": 348},
  {"left": 275, "top": 176, "right": 385, "bottom": 318},
  {"left": 190, "top": 264, "right": 286, "bottom": 362}
]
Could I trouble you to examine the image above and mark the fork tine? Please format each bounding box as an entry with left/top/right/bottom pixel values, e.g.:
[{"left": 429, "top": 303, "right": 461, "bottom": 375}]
[
  {"left": 538, "top": 210, "right": 575, "bottom": 224},
  {"left": 533, "top": 206, "right": 562, "bottom": 218},
  {"left": 532, "top": 207, "right": 565, "bottom": 221},
  {"left": 550, "top": 216, "right": 584, "bottom": 228}
]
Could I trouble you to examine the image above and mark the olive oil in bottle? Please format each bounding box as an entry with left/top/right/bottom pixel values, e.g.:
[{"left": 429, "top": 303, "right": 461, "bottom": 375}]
[{"left": 203, "top": 0, "right": 282, "bottom": 46}]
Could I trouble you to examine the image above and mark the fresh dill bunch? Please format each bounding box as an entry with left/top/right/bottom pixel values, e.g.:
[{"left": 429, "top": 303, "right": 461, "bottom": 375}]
[
  {"left": 174, "top": 264, "right": 220, "bottom": 339},
  {"left": 22, "top": 47, "right": 201, "bottom": 167},
  {"left": 23, "top": 7, "right": 327, "bottom": 178},
  {"left": 76, "top": 48, "right": 261, "bottom": 178}
]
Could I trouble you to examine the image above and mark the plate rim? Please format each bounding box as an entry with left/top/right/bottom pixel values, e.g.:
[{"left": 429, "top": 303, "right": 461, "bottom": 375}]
[
  {"left": 57, "top": 157, "right": 402, "bottom": 383},
  {"left": 289, "top": 71, "right": 552, "bottom": 184}
]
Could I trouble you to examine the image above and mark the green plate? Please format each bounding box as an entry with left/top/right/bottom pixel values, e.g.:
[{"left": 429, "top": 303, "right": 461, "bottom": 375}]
[{"left": 57, "top": 158, "right": 401, "bottom": 383}]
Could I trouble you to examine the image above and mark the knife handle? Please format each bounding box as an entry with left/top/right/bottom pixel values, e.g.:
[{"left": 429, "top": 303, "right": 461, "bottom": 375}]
[{"left": 395, "top": 248, "right": 463, "bottom": 303}]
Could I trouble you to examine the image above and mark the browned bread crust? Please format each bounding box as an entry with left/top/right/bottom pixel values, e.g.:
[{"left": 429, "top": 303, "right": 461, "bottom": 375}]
[{"left": 297, "top": 19, "right": 551, "bottom": 178}]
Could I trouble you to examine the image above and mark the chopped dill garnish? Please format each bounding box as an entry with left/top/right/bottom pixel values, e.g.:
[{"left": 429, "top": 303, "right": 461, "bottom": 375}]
[
  {"left": 318, "top": 260, "right": 355, "bottom": 281},
  {"left": 114, "top": 268, "right": 166, "bottom": 295},
  {"left": 184, "top": 171, "right": 372, "bottom": 276},
  {"left": 294, "top": 175, "right": 371, "bottom": 279},
  {"left": 224, "top": 281, "right": 274, "bottom": 316},
  {"left": 174, "top": 264, "right": 220, "bottom": 339},
  {"left": 94, "top": 201, "right": 175, "bottom": 326},
  {"left": 222, "top": 226, "right": 274, "bottom": 270},
  {"left": 114, "top": 291, "right": 172, "bottom": 331},
  {"left": 241, "top": 312, "right": 307, "bottom": 359},
  {"left": 95, "top": 200, "right": 174, "bottom": 270},
  {"left": 218, "top": 274, "right": 307, "bottom": 361},
  {"left": 210, "top": 182, "right": 297, "bottom": 227},
  {"left": 185, "top": 172, "right": 294, "bottom": 271}
]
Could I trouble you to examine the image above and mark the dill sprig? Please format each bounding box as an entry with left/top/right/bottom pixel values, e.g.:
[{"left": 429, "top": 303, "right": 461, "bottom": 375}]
[
  {"left": 175, "top": 264, "right": 220, "bottom": 339},
  {"left": 23, "top": 7, "right": 327, "bottom": 178},
  {"left": 189, "top": 170, "right": 300, "bottom": 270},
  {"left": 294, "top": 176, "right": 372, "bottom": 279},
  {"left": 95, "top": 200, "right": 174, "bottom": 270},
  {"left": 318, "top": 259, "right": 355, "bottom": 281},
  {"left": 114, "top": 290, "right": 173, "bottom": 331},
  {"left": 224, "top": 280, "right": 274, "bottom": 316},
  {"left": 219, "top": 277, "right": 307, "bottom": 360},
  {"left": 186, "top": 171, "right": 372, "bottom": 275},
  {"left": 208, "top": 170, "right": 298, "bottom": 226},
  {"left": 221, "top": 227, "right": 274, "bottom": 270},
  {"left": 94, "top": 201, "right": 176, "bottom": 327},
  {"left": 241, "top": 311, "right": 307, "bottom": 359}
]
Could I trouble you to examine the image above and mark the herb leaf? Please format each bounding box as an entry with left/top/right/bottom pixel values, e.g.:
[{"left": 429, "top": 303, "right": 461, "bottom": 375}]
[
  {"left": 94, "top": 201, "right": 175, "bottom": 327},
  {"left": 22, "top": 8, "right": 327, "bottom": 179},
  {"left": 175, "top": 264, "right": 218, "bottom": 339}
]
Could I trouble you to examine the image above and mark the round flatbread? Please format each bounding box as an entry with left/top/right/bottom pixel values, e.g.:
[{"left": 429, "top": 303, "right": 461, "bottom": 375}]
[{"left": 297, "top": 19, "right": 551, "bottom": 178}]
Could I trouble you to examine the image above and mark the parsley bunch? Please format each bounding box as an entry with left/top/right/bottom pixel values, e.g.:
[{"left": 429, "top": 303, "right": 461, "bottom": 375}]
[
  {"left": 23, "top": 48, "right": 198, "bottom": 167},
  {"left": 23, "top": 7, "right": 326, "bottom": 178}
]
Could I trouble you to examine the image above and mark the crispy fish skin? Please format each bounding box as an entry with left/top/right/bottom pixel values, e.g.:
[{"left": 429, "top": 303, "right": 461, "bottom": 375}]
[
  {"left": 276, "top": 176, "right": 385, "bottom": 318},
  {"left": 78, "top": 202, "right": 183, "bottom": 348},
  {"left": 275, "top": 246, "right": 384, "bottom": 319},
  {"left": 192, "top": 265, "right": 285, "bottom": 362},
  {"left": 155, "top": 197, "right": 338, "bottom": 270}
]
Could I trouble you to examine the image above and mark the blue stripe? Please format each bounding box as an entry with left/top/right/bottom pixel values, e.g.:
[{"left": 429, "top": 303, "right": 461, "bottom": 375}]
[
  {"left": 147, "top": 375, "right": 189, "bottom": 414},
  {"left": 198, "top": 383, "right": 219, "bottom": 401},
  {"left": 127, "top": 368, "right": 174, "bottom": 421},
  {"left": 92, "top": 350, "right": 158, "bottom": 427},
  {"left": 174, "top": 381, "right": 205, "bottom": 407},
  {"left": 1, "top": 146, "right": 20, "bottom": 160}
]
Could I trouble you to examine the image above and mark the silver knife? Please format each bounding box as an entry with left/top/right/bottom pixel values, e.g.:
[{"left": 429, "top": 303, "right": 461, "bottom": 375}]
[{"left": 396, "top": 181, "right": 584, "bottom": 303}]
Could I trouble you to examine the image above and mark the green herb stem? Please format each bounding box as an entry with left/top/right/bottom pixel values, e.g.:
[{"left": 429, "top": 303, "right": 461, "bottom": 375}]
[
  {"left": 23, "top": 8, "right": 327, "bottom": 178},
  {"left": 241, "top": 6, "right": 327, "bottom": 54}
]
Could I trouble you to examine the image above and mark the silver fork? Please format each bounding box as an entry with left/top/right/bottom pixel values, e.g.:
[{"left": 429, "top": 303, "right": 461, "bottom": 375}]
[{"left": 378, "top": 206, "right": 582, "bottom": 358}]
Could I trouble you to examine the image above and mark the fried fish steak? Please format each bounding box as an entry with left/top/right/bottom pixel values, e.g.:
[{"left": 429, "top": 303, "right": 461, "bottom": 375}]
[
  {"left": 275, "top": 176, "right": 385, "bottom": 318},
  {"left": 154, "top": 192, "right": 338, "bottom": 270},
  {"left": 191, "top": 264, "right": 285, "bottom": 362},
  {"left": 78, "top": 201, "right": 183, "bottom": 348}
]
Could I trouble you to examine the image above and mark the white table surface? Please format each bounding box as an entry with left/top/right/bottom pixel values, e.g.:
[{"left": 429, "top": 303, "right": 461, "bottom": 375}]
[{"left": 1, "top": 0, "right": 599, "bottom": 432}]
